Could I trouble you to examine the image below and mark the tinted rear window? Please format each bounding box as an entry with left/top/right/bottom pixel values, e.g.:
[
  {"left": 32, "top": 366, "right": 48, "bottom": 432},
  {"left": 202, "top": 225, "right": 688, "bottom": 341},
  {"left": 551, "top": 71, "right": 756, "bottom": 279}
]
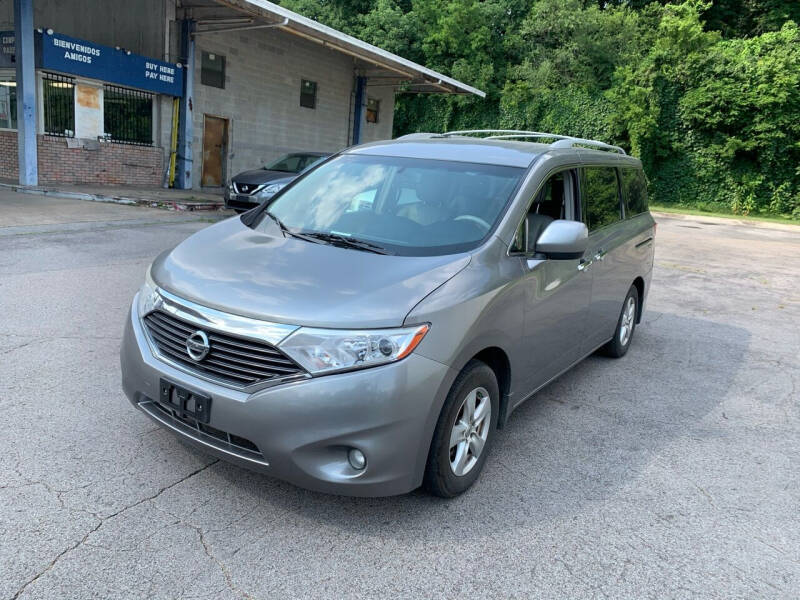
[
  {"left": 620, "top": 167, "right": 648, "bottom": 217},
  {"left": 582, "top": 167, "right": 622, "bottom": 231}
]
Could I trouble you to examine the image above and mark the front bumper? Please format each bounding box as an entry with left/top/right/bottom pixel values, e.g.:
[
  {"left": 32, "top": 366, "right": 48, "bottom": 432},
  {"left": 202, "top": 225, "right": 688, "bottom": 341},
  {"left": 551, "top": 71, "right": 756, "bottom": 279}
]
[
  {"left": 223, "top": 192, "right": 261, "bottom": 211},
  {"left": 120, "top": 300, "right": 456, "bottom": 496}
]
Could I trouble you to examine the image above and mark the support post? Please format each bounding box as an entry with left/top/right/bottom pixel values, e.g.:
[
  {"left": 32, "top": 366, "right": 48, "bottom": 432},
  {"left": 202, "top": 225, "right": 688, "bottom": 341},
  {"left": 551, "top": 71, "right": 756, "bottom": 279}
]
[
  {"left": 352, "top": 75, "right": 366, "bottom": 146},
  {"left": 175, "top": 19, "right": 195, "bottom": 189},
  {"left": 14, "top": 0, "right": 37, "bottom": 186}
]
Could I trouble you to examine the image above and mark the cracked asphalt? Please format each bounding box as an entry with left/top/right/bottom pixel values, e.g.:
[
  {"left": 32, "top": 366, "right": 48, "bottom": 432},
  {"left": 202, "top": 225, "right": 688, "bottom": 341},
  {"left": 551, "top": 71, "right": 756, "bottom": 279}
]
[{"left": 1, "top": 190, "right": 799, "bottom": 599}]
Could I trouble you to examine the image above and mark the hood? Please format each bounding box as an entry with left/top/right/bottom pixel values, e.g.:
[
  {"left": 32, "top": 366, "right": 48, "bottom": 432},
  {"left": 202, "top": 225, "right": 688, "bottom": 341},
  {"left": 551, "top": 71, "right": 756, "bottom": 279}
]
[
  {"left": 152, "top": 217, "right": 471, "bottom": 329},
  {"left": 232, "top": 169, "right": 297, "bottom": 186}
]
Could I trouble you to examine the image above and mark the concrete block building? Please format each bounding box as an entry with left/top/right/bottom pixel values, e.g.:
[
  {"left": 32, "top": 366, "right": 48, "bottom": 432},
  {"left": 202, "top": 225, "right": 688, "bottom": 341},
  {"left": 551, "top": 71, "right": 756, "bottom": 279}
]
[{"left": 0, "top": 0, "right": 483, "bottom": 189}]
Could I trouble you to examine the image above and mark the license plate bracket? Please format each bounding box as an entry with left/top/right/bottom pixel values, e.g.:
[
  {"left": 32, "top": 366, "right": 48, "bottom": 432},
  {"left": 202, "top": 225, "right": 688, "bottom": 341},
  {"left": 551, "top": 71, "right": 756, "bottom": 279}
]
[{"left": 159, "top": 379, "right": 212, "bottom": 424}]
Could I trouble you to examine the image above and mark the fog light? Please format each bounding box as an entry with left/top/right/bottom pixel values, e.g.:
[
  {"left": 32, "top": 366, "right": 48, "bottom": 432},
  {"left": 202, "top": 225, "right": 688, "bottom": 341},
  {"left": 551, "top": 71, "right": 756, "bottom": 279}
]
[{"left": 348, "top": 448, "right": 366, "bottom": 470}]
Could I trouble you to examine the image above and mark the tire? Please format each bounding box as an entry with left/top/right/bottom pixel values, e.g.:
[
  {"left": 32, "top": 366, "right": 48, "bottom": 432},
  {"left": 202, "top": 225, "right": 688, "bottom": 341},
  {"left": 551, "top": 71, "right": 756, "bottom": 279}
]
[
  {"left": 423, "top": 359, "right": 499, "bottom": 498},
  {"left": 601, "top": 285, "right": 639, "bottom": 358}
]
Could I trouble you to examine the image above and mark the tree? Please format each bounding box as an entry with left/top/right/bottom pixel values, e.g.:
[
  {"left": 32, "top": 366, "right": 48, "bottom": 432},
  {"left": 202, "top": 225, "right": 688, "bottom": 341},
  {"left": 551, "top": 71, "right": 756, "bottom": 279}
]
[
  {"left": 276, "top": 0, "right": 800, "bottom": 216},
  {"left": 611, "top": 3, "right": 799, "bottom": 214}
]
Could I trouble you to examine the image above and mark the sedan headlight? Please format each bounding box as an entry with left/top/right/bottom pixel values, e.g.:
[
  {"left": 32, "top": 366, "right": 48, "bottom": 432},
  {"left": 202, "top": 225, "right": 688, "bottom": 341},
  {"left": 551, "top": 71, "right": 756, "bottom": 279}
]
[
  {"left": 136, "top": 266, "right": 160, "bottom": 317},
  {"left": 259, "top": 182, "right": 287, "bottom": 197},
  {"left": 278, "top": 324, "right": 430, "bottom": 375}
]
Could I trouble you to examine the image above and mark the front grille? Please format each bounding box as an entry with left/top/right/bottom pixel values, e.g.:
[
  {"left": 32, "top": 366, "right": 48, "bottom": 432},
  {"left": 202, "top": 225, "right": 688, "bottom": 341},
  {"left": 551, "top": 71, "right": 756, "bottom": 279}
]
[
  {"left": 142, "top": 400, "right": 265, "bottom": 462},
  {"left": 143, "top": 310, "right": 305, "bottom": 387},
  {"left": 233, "top": 182, "right": 261, "bottom": 195}
]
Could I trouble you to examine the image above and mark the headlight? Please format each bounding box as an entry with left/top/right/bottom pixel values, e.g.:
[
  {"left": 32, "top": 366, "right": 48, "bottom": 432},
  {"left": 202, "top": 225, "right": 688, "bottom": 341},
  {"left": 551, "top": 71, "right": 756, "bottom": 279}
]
[
  {"left": 136, "top": 266, "right": 160, "bottom": 317},
  {"left": 278, "top": 324, "right": 430, "bottom": 375},
  {"left": 260, "top": 182, "right": 287, "bottom": 197}
]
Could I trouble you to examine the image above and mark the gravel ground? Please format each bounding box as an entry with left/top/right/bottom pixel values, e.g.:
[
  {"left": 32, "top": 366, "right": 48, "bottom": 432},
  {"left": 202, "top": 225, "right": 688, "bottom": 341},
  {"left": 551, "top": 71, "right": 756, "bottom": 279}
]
[{"left": 1, "top": 190, "right": 798, "bottom": 599}]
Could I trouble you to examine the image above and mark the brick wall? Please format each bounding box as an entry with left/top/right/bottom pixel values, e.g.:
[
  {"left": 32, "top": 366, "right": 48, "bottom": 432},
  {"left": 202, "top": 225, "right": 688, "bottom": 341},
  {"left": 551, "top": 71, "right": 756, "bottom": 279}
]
[
  {"left": 0, "top": 130, "right": 164, "bottom": 185},
  {"left": 0, "top": 130, "right": 18, "bottom": 181}
]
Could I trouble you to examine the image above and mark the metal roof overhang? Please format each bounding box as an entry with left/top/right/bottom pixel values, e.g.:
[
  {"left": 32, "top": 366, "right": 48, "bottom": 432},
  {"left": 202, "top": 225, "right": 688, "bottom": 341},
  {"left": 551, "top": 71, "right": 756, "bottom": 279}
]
[{"left": 180, "top": 0, "right": 486, "bottom": 97}]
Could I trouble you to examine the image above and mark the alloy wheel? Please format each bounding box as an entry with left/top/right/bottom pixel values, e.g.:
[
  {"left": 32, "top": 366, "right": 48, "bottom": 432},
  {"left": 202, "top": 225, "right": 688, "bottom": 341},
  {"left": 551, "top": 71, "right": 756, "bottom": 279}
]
[
  {"left": 619, "top": 296, "right": 637, "bottom": 346},
  {"left": 449, "top": 386, "right": 491, "bottom": 476}
]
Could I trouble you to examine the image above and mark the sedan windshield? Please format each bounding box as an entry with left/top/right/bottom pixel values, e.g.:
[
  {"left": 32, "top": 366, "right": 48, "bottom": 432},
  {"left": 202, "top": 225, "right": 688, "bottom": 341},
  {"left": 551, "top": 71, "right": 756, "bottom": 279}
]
[
  {"left": 255, "top": 154, "right": 523, "bottom": 256},
  {"left": 265, "top": 153, "right": 325, "bottom": 173}
]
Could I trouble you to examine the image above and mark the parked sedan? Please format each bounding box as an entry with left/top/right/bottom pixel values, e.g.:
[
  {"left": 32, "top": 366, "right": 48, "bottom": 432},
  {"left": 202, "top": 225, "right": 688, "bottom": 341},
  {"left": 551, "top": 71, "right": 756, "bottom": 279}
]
[{"left": 224, "top": 152, "right": 330, "bottom": 212}]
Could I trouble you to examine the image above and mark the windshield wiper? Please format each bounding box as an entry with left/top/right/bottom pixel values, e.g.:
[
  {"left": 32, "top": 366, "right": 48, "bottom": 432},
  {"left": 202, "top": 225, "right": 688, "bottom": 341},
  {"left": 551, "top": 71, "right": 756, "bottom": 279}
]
[
  {"left": 263, "top": 211, "right": 289, "bottom": 237},
  {"left": 263, "top": 216, "right": 392, "bottom": 254},
  {"left": 264, "top": 212, "right": 322, "bottom": 244},
  {"left": 301, "top": 232, "right": 393, "bottom": 255}
]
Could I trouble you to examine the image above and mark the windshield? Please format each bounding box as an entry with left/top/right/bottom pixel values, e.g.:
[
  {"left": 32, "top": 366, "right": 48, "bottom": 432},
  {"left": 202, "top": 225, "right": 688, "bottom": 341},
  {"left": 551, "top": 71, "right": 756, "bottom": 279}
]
[
  {"left": 265, "top": 153, "right": 325, "bottom": 173},
  {"left": 255, "top": 154, "right": 523, "bottom": 256}
]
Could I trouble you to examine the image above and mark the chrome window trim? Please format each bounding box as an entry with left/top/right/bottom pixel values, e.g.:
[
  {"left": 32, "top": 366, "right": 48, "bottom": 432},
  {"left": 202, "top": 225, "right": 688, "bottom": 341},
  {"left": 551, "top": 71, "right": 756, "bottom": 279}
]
[{"left": 139, "top": 288, "right": 308, "bottom": 392}]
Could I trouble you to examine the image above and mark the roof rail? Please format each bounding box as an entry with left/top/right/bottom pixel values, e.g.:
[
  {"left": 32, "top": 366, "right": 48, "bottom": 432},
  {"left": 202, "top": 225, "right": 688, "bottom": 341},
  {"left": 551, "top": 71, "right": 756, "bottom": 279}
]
[
  {"left": 441, "top": 129, "right": 561, "bottom": 139},
  {"left": 395, "top": 132, "right": 442, "bottom": 140},
  {"left": 549, "top": 136, "right": 626, "bottom": 155},
  {"left": 439, "top": 129, "right": 626, "bottom": 155}
]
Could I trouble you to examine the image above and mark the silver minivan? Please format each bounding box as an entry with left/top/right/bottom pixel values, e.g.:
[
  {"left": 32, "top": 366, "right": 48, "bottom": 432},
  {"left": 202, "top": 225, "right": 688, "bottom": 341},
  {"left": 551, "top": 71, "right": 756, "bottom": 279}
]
[{"left": 121, "top": 131, "right": 655, "bottom": 497}]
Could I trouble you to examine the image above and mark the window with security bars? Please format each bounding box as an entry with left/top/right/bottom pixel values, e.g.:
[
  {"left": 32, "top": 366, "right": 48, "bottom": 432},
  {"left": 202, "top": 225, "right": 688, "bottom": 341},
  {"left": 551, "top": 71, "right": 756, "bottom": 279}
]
[
  {"left": 42, "top": 73, "right": 74, "bottom": 137},
  {"left": 103, "top": 85, "right": 153, "bottom": 145}
]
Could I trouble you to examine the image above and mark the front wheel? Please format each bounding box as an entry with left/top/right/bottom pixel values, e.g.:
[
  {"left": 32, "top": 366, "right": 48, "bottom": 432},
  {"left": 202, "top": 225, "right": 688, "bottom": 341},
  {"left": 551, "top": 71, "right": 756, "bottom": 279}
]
[
  {"left": 601, "top": 285, "right": 639, "bottom": 358},
  {"left": 423, "top": 360, "right": 499, "bottom": 498}
]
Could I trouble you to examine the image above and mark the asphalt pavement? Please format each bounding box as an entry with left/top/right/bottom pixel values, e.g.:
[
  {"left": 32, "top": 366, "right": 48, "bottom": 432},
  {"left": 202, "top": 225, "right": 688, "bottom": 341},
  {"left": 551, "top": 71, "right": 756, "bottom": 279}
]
[{"left": 1, "top": 189, "right": 798, "bottom": 599}]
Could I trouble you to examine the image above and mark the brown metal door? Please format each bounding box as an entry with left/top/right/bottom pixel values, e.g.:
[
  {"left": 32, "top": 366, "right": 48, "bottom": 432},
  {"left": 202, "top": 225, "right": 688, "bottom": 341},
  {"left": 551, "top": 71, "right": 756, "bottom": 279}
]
[{"left": 201, "top": 115, "right": 228, "bottom": 187}]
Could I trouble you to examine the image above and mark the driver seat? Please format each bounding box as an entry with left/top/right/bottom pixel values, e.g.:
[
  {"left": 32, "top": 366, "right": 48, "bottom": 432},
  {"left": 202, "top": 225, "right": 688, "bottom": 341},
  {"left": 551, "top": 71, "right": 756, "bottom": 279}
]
[
  {"left": 527, "top": 213, "right": 554, "bottom": 249},
  {"left": 396, "top": 172, "right": 451, "bottom": 225}
]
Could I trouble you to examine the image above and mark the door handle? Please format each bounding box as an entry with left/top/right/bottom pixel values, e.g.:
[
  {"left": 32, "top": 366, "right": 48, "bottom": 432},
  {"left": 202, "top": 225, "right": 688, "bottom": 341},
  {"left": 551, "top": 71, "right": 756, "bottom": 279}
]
[
  {"left": 594, "top": 249, "right": 607, "bottom": 261},
  {"left": 578, "top": 258, "right": 592, "bottom": 272}
]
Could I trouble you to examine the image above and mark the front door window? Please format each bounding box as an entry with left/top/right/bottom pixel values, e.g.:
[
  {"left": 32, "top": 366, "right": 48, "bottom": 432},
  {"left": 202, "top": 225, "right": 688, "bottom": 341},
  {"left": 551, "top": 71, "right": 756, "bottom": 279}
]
[{"left": 511, "top": 170, "right": 574, "bottom": 253}]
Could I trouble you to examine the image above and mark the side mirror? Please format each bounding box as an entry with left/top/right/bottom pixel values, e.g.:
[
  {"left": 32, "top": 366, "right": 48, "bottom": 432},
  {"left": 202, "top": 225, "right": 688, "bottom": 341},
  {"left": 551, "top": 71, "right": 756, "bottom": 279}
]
[{"left": 534, "top": 219, "right": 588, "bottom": 259}]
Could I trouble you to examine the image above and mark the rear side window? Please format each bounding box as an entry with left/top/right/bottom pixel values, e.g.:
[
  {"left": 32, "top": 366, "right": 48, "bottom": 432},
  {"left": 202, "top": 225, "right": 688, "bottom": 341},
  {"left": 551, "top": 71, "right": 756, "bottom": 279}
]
[
  {"left": 581, "top": 167, "right": 622, "bottom": 231},
  {"left": 620, "top": 167, "right": 648, "bottom": 217}
]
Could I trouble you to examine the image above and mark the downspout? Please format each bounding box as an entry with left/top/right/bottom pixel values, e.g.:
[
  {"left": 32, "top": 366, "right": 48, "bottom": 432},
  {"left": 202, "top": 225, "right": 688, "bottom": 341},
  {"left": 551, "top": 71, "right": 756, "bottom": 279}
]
[
  {"left": 175, "top": 19, "right": 195, "bottom": 190},
  {"left": 352, "top": 75, "right": 366, "bottom": 146}
]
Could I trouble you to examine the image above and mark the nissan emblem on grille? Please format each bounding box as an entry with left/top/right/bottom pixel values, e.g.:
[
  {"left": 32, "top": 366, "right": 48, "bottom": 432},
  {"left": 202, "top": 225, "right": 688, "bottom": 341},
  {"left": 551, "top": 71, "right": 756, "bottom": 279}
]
[
  {"left": 186, "top": 330, "right": 210, "bottom": 361},
  {"left": 143, "top": 311, "right": 304, "bottom": 387}
]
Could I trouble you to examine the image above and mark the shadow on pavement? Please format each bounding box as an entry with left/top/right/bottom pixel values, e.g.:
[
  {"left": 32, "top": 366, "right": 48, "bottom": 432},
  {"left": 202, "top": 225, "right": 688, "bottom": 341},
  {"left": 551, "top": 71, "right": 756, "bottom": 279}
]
[{"left": 196, "top": 309, "right": 750, "bottom": 539}]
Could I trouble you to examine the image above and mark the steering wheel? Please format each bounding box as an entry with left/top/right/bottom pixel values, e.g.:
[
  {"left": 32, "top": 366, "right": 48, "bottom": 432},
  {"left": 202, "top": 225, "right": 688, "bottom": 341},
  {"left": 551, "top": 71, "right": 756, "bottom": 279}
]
[{"left": 454, "top": 214, "right": 491, "bottom": 231}]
